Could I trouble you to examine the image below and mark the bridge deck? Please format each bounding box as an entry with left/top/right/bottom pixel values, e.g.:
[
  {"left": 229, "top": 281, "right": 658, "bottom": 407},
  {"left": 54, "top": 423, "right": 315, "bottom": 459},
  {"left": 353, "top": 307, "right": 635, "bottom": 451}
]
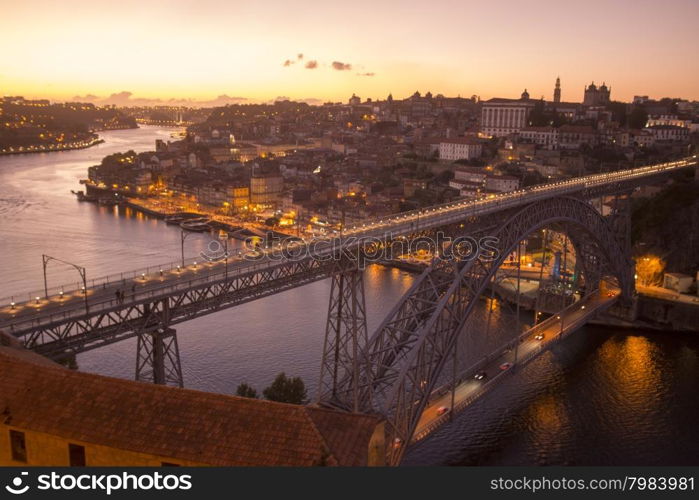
[
  {"left": 0, "top": 156, "right": 694, "bottom": 337},
  {"left": 411, "top": 289, "right": 619, "bottom": 443}
]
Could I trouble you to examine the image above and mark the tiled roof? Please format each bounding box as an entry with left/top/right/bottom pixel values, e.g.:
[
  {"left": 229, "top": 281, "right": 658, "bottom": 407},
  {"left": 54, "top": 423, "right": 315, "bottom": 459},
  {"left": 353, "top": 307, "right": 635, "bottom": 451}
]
[{"left": 0, "top": 349, "right": 380, "bottom": 466}]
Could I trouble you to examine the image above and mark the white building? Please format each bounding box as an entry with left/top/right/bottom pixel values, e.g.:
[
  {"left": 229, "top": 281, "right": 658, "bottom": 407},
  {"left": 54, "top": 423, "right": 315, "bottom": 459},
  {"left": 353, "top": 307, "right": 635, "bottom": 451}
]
[
  {"left": 486, "top": 175, "right": 519, "bottom": 192},
  {"left": 519, "top": 126, "right": 559, "bottom": 148},
  {"left": 454, "top": 167, "right": 487, "bottom": 185},
  {"left": 480, "top": 92, "right": 536, "bottom": 138},
  {"left": 645, "top": 125, "right": 690, "bottom": 142},
  {"left": 438, "top": 138, "right": 483, "bottom": 161}
]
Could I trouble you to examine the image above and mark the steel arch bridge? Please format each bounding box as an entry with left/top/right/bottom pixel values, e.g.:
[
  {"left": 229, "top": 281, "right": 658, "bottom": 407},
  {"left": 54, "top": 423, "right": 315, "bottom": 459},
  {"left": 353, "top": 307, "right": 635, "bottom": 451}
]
[{"left": 319, "top": 195, "right": 634, "bottom": 465}]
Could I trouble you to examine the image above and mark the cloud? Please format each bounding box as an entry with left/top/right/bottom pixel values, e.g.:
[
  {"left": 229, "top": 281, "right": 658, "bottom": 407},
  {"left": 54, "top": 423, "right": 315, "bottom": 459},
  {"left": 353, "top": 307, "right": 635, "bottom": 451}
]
[
  {"left": 72, "top": 94, "right": 100, "bottom": 101},
  {"left": 304, "top": 60, "right": 318, "bottom": 69},
  {"left": 331, "top": 61, "right": 352, "bottom": 71},
  {"left": 356, "top": 72, "right": 375, "bottom": 77},
  {"left": 67, "top": 92, "right": 248, "bottom": 107}
]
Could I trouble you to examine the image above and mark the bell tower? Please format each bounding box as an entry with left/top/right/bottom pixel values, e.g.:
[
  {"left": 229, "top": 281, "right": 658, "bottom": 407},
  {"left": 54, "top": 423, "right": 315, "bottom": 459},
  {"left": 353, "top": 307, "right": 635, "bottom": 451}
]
[{"left": 553, "top": 76, "right": 561, "bottom": 103}]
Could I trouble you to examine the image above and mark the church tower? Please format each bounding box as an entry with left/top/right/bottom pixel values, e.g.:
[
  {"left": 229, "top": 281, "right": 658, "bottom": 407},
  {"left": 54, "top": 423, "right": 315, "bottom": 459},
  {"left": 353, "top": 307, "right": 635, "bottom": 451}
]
[{"left": 553, "top": 76, "right": 561, "bottom": 103}]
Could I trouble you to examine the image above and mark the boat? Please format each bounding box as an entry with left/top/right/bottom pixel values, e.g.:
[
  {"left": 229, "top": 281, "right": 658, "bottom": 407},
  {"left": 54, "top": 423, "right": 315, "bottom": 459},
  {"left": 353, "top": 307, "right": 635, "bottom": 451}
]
[
  {"left": 165, "top": 215, "right": 187, "bottom": 225},
  {"left": 180, "top": 220, "right": 211, "bottom": 232},
  {"left": 98, "top": 198, "right": 118, "bottom": 206},
  {"left": 72, "top": 190, "right": 98, "bottom": 202}
]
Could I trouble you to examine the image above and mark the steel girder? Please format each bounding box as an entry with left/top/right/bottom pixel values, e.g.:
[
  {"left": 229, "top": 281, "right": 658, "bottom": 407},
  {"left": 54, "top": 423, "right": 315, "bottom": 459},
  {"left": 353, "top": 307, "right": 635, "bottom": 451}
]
[
  {"left": 23, "top": 255, "right": 352, "bottom": 359},
  {"left": 135, "top": 327, "right": 184, "bottom": 388},
  {"left": 317, "top": 265, "right": 368, "bottom": 411},
  {"left": 332, "top": 196, "right": 633, "bottom": 465}
]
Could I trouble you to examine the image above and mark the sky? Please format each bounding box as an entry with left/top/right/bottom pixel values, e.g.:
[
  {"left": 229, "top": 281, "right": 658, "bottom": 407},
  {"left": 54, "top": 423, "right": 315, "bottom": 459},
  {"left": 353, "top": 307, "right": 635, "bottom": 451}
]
[{"left": 1, "top": 0, "right": 698, "bottom": 105}]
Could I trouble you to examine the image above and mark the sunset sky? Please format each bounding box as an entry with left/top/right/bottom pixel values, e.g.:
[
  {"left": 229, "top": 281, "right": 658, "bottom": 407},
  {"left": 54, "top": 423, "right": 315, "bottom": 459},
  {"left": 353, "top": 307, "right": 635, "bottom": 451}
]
[{"left": 1, "top": 0, "right": 698, "bottom": 105}]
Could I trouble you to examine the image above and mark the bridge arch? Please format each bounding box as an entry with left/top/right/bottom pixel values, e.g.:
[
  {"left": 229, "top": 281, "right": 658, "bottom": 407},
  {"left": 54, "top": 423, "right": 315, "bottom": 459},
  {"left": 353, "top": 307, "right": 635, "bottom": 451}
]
[{"left": 351, "top": 196, "right": 634, "bottom": 464}]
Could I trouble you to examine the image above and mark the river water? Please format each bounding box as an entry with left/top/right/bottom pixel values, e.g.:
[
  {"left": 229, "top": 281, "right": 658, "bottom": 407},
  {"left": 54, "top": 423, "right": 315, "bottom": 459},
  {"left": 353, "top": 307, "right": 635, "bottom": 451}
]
[{"left": 1, "top": 126, "right": 697, "bottom": 465}]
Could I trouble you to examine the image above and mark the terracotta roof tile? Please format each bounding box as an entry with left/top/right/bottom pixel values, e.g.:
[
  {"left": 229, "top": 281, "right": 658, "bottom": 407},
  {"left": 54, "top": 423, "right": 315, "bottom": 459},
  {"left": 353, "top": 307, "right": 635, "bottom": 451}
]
[{"left": 0, "top": 350, "right": 379, "bottom": 466}]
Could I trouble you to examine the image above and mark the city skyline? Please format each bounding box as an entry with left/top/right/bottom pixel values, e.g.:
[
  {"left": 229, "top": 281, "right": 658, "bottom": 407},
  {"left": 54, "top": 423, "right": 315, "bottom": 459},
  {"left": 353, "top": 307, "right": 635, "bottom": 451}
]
[{"left": 2, "top": 0, "right": 699, "bottom": 104}]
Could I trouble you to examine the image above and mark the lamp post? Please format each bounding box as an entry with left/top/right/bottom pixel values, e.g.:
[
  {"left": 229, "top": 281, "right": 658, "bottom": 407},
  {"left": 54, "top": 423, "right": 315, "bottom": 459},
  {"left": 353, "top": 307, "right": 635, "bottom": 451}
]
[
  {"left": 180, "top": 229, "right": 192, "bottom": 268},
  {"left": 42, "top": 254, "right": 88, "bottom": 315},
  {"left": 224, "top": 236, "right": 229, "bottom": 280}
]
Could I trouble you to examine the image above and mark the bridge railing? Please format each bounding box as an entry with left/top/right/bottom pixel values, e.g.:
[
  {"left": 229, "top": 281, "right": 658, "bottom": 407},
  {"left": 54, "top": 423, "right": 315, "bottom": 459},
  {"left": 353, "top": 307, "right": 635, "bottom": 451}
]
[
  {"left": 1, "top": 156, "right": 695, "bottom": 321},
  {"left": 0, "top": 253, "right": 332, "bottom": 335}
]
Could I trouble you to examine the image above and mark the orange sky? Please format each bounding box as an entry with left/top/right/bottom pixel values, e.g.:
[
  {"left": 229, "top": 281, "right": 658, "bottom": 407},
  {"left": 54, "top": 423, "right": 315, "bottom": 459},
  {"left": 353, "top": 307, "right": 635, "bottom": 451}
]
[{"left": 1, "top": 0, "right": 698, "bottom": 105}]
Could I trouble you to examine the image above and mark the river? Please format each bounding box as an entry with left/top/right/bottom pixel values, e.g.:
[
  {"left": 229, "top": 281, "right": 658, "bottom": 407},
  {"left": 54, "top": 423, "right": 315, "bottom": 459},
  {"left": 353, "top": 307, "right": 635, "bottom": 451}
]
[{"left": 0, "top": 126, "right": 697, "bottom": 465}]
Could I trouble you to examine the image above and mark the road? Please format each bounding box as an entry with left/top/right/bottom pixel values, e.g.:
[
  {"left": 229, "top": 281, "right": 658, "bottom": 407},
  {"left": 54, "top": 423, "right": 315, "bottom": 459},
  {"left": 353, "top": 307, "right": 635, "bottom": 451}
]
[{"left": 411, "top": 288, "right": 619, "bottom": 443}]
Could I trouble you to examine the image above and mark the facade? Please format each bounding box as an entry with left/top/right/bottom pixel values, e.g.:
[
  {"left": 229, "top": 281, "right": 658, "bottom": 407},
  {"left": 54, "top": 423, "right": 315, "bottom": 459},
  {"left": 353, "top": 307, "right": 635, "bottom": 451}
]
[
  {"left": 438, "top": 137, "right": 483, "bottom": 161},
  {"left": 519, "top": 126, "right": 559, "bottom": 148},
  {"left": 480, "top": 92, "right": 536, "bottom": 137},
  {"left": 583, "top": 82, "right": 611, "bottom": 106},
  {"left": 486, "top": 175, "right": 519, "bottom": 192},
  {"left": 250, "top": 170, "right": 284, "bottom": 208},
  {"left": 454, "top": 166, "right": 487, "bottom": 185},
  {"left": 645, "top": 124, "right": 690, "bottom": 142},
  {"left": 558, "top": 125, "right": 598, "bottom": 149}
]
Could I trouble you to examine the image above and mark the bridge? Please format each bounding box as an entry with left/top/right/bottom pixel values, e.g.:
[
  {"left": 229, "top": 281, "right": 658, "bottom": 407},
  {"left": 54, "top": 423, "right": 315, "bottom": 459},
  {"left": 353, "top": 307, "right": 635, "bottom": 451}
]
[{"left": 1, "top": 155, "right": 696, "bottom": 464}]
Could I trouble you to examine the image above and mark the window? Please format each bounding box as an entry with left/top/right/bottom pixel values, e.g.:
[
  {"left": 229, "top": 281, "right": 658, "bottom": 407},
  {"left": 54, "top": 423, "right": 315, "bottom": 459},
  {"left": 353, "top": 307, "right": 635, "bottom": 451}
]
[
  {"left": 68, "top": 444, "right": 86, "bottom": 466},
  {"left": 10, "top": 430, "right": 27, "bottom": 463}
]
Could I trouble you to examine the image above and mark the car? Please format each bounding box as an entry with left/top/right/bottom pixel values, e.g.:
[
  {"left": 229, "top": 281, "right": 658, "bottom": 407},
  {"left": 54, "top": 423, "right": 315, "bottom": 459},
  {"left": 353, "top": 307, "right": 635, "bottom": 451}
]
[
  {"left": 499, "top": 362, "right": 513, "bottom": 371},
  {"left": 436, "top": 406, "right": 450, "bottom": 416},
  {"left": 534, "top": 333, "right": 545, "bottom": 340},
  {"left": 474, "top": 371, "right": 487, "bottom": 380}
]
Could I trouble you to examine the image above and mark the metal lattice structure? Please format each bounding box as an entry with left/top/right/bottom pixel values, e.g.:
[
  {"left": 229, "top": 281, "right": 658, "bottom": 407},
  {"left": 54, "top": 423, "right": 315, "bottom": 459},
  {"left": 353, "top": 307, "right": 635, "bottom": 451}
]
[
  {"left": 317, "top": 266, "right": 368, "bottom": 411},
  {"left": 323, "top": 196, "right": 634, "bottom": 465},
  {"left": 135, "top": 327, "right": 183, "bottom": 387}
]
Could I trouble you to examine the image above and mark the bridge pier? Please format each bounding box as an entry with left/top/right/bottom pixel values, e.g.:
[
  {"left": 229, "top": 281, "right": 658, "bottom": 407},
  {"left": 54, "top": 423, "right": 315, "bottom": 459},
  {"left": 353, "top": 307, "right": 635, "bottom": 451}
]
[
  {"left": 317, "top": 267, "right": 368, "bottom": 412},
  {"left": 135, "top": 327, "right": 184, "bottom": 387}
]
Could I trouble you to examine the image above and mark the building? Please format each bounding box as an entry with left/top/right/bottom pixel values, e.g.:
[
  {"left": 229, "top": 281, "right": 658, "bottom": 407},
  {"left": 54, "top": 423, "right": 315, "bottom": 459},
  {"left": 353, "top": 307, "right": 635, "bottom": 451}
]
[
  {"left": 453, "top": 166, "right": 487, "bottom": 185},
  {"left": 0, "top": 342, "right": 383, "bottom": 466},
  {"left": 519, "top": 126, "right": 559, "bottom": 148},
  {"left": 553, "top": 77, "right": 561, "bottom": 103},
  {"left": 438, "top": 137, "right": 483, "bottom": 161},
  {"left": 558, "top": 125, "right": 598, "bottom": 149},
  {"left": 403, "top": 178, "right": 429, "bottom": 197},
  {"left": 486, "top": 175, "right": 519, "bottom": 192},
  {"left": 583, "top": 82, "right": 611, "bottom": 106},
  {"left": 663, "top": 272, "right": 693, "bottom": 293},
  {"left": 645, "top": 124, "right": 690, "bottom": 142},
  {"left": 480, "top": 91, "right": 536, "bottom": 137},
  {"left": 250, "top": 167, "right": 284, "bottom": 209},
  {"left": 646, "top": 115, "right": 692, "bottom": 129},
  {"left": 349, "top": 94, "right": 361, "bottom": 106}
]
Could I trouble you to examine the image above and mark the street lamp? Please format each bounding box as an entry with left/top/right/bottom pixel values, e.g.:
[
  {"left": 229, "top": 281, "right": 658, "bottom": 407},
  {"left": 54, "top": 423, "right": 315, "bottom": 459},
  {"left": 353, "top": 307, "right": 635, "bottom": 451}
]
[
  {"left": 42, "top": 254, "right": 88, "bottom": 315},
  {"left": 180, "top": 229, "right": 193, "bottom": 268}
]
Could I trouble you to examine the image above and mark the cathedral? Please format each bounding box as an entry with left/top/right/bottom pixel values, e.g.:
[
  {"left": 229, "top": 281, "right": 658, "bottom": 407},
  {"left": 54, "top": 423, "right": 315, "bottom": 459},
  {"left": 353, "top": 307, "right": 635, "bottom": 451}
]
[{"left": 583, "top": 81, "right": 611, "bottom": 106}]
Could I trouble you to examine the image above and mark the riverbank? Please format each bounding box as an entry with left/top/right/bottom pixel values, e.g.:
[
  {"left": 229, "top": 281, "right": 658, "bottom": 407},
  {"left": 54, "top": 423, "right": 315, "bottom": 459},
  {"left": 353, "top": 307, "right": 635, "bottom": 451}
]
[
  {"left": 0, "top": 137, "right": 104, "bottom": 155},
  {"left": 591, "top": 292, "right": 699, "bottom": 332}
]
